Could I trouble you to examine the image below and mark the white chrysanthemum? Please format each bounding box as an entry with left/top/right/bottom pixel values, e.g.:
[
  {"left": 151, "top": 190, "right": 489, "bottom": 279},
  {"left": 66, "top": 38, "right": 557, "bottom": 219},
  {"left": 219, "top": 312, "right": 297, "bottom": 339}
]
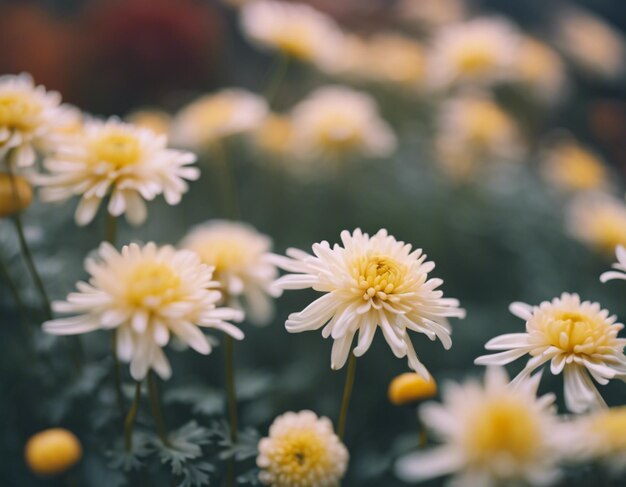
[
  {"left": 0, "top": 73, "right": 69, "bottom": 167},
  {"left": 271, "top": 229, "right": 465, "bottom": 375},
  {"left": 257, "top": 410, "right": 349, "bottom": 487},
  {"left": 566, "top": 192, "right": 626, "bottom": 255},
  {"left": 43, "top": 242, "right": 244, "bottom": 380},
  {"left": 180, "top": 220, "right": 281, "bottom": 326},
  {"left": 555, "top": 8, "right": 625, "bottom": 80},
  {"left": 516, "top": 37, "right": 567, "bottom": 102},
  {"left": 171, "top": 89, "right": 268, "bottom": 150},
  {"left": 436, "top": 92, "right": 524, "bottom": 179},
  {"left": 427, "top": 17, "right": 521, "bottom": 89},
  {"left": 567, "top": 406, "right": 626, "bottom": 474},
  {"left": 476, "top": 293, "right": 626, "bottom": 413},
  {"left": 37, "top": 118, "right": 198, "bottom": 226},
  {"left": 396, "top": 367, "right": 563, "bottom": 487},
  {"left": 240, "top": 0, "right": 344, "bottom": 65},
  {"left": 290, "top": 86, "right": 396, "bottom": 163}
]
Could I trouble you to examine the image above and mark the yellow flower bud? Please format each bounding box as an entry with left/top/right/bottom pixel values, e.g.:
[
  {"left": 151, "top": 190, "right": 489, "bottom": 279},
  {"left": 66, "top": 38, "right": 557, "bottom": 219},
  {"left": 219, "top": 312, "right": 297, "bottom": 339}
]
[
  {"left": 0, "top": 173, "right": 33, "bottom": 218},
  {"left": 25, "top": 428, "right": 82, "bottom": 476},
  {"left": 388, "top": 372, "right": 438, "bottom": 406}
]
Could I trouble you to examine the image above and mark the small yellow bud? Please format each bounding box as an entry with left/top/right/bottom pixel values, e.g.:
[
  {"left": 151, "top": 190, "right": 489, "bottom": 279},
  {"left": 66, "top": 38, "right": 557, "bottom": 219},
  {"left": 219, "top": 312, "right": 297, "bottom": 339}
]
[
  {"left": 388, "top": 372, "right": 438, "bottom": 406},
  {"left": 0, "top": 173, "right": 33, "bottom": 217},
  {"left": 25, "top": 428, "right": 82, "bottom": 476}
]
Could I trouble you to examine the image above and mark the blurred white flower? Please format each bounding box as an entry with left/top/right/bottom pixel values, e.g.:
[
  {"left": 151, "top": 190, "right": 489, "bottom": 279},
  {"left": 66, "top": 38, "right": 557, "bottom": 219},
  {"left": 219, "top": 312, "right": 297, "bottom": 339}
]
[
  {"left": 555, "top": 8, "right": 625, "bottom": 80},
  {"left": 257, "top": 410, "right": 348, "bottom": 487},
  {"left": 126, "top": 109, "right": 172, "bottom": 136},
  {"left": 180, "top": 220, "right": 280, "bottom": 326},
  {"left": 476, "top": 292, "right": 626, "bottom": 413},
  {"left": 44, "top": 242, "right": 244, "bottom": 380},
  {"left": 541, "top": 138, "right": 608, "bottom": 192},
  {"left": 240, "top": 0, "right": 344, "bottom": 65},
  {"left": 37, "top": 118, "right": 198, "bottom": 226},
  {"left": 601, "top": 245, "right": 626, "bottom": 284},
  {"left": 396, "top": 0, "right": 467, "bottom": 30},
  {"left": 0, "top": 73, "right": 69, "bottom": 167},
  {"left": 396, "top": 367, "right": 563, "bottom": 487},
  {"left": 252, "top": 113, "right": 295, "bottom": 159},
  {"left": 290, "top": 86, "right": 396, "bottom": 163},
  {"left": 364, "top": 33, "right": 427, "bottom": 89},
  {"left": 566, "top": 192, "right": 626, "bottom": 255},
  {"left": 567, "top": 406, "right": 626, "bottom": 474},
  {"left": 171, "top": 89, "right": 268, "bottom": 150},
  {"left": 427, "top": 17, "right": 521, "bottom": 90},
  {"left": 436, "top": 92, "right": 524, "bottom": 179},
  {"left": 271, "top": 229, "right": 465, "bottom": 375},
  {"left": 316, "top": 34, "right": 371, "bottom": 80},
  {"left": 516, "top": 37, "right": 567, "bottom": 102}
]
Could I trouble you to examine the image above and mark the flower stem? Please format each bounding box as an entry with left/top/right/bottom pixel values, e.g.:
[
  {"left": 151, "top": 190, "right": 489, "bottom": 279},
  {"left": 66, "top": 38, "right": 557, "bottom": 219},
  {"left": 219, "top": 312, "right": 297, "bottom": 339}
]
[
  {"left": 111, "top": 331, "right": 125, "bottom": 418},
  {"left": 337, "top": 353, "right": 357, "bottom": 440},
  {"left": 124, "top": 381, "right": 142, "bottom": 451},
  {"left": 147, "top": 371, "right": 170, "bottom": 447},
  {"left": 105, "top": 211, "right": 118, "bottom": 246},
  {"left": 263, "top": 54, "right": 290, "bottom": 107},
  {"left": 224, "top": 334, "right": 239, "bottom": 442},
  {"left": 213, "top": 141, "right": 240, "bottom": 220},
  {"left": 0, "top": 254, "right": 31, "bottom": 336}
]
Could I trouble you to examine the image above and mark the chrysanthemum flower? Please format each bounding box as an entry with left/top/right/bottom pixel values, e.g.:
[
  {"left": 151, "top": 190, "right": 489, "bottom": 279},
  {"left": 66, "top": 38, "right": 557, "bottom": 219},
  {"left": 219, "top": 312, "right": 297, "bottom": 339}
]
[
  {"left": 568, "top": 406, "right": 626, "bottom": 474},
  {"left": 435, "top": 92, "right": 523, "bottom": 179},
  {"left": 271, "top": 229, "right": 465, "bottom": 375},
  {"left": 516, "top": 37, "right": 566, "bottom": 102},
  {"left": 290, "top": 86, "right": 396, "bottom": 163},
  {"left": 180, "top": 220, "right": 280, "bottom": 325},
  {"left": 364, "top": 34, "right": 426, "bottom": 89},
  {"left": 395, "top": 367, "right": 563, "bottom": 487},
  {"left": 566, "top": 192, "right": 626, "bottom": 255},
  {"left": 475, "top": 293, "right": 626, "bottom": 413},
  {"left": 257, "top": 410, "right": 348, "bottom": 487},
  {"left": 427, "top": 17, "right": 521, "bottom": 89},
  {"left": 37, "top": 118, "right": 199, "bottom": 226},
  {"left": 252, "top": 113, "right": 294, "bottom": 159},
  {"left": 0, "top": 73, "right": 69, "bottom": 167},
  {"left": 171, "top": 89, "right": 268, "bottom": 150},
  {"left": 240, "top": 0, "right": 344, "bottom": 65},
  {"left": 542, "top": 139, "right": 608, "bottom": 192},
  {"left": 43, "top": 242, "right": 244, "bottom": 380},
  {"left": 126, "top": 109, "right": 172, "bottom": 136}
]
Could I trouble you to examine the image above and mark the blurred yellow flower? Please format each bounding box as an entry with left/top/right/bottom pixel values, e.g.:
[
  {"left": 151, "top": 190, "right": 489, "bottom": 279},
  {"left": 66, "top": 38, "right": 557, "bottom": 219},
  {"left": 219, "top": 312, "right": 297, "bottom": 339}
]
[
  {"left": 172, "top": 89, "right": 268, "bottom": 150},
  {"left": 257, "top": 410, "right": 349, "bottom": 487},
  {"left": 388, "top": 372, "right": 437, "bottom": 405},
  {"left": 366, "top": 34, "right": 427, "bottom": 89},
  {"left": 126, "top": 109, "right": 172, "bottom": 136},
  {"left": 25, "top": 428, "right": 82, "bottom": 476},
  {"left": 566, "top": 192, "right": 626, "bottom": 255},
  {"left": 0, "top": 173, "right": 33, "bottom": 217},
  {"left": 396, "top": 368, "right": 563, "bottom": 486},
  {"left": 517, "top": 37, "right": 566, "bottom": 102},
  {"left": 253, "top": 113, "right": 294, "bottom": 158},
  {"left": 542, "top": 139, "right": 608, "bottom": 192},
  {"left": 427, "top": 17, "right": 521, "bottom": 89},
  {"left": 240, "top": 0, "right": 343, "bottom": 64}
]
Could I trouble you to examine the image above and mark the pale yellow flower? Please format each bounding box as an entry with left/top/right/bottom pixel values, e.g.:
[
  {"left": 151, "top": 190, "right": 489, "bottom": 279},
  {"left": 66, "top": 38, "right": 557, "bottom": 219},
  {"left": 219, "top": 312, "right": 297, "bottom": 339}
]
[
  {"left": 542, "top": 138, "right": 608, "bottom": 192},
  {"left": 517, "top": 37, "right": 567, "bottom": 101},
  {"left": 365, "top": 33, "right": 427, "bottom": 89},
  {"left": 252, "top": 113, "right": 294, "bottom": 158},
  {"left": 126, "top": 109, "right": 171, "bottom": 136}
]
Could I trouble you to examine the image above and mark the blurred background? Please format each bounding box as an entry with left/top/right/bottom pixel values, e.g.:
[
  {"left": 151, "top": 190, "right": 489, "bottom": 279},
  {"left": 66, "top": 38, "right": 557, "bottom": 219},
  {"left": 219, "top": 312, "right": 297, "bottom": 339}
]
[{"left": 1, "top": 0, "right": 626, "bottom": 486}]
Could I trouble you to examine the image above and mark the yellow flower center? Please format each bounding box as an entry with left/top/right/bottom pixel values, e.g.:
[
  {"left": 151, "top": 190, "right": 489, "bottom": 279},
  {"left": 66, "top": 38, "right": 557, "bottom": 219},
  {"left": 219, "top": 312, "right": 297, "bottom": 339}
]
[
  {"left": 465, "top": 398, "right": 541, "bottom": 465},
  {"left": 256, "top": 115, "right": 293, "bottom": 155},
  {"left": 590, "top": 406, "right": 626, "bottom": 452},
  {"left": 196, "top": 97, "right": 236, "bottom": 132},
  {"left": 126, "top": 262, "right": 182, "bottom": 307},
  {"left": 92, "top": 131, "right": 142, "bottom": 168},
  {"left": 267, "top": 430, "right": 331, "bottom": 483},
  {"left": 455, "top": 44, "right": 496, "bottom": 76},
  {"left": 354, "top": 255, "right": 405, "bottom": 301},
  {"left": 465, "top": 102, "right": 510, "bottom": 146},
  {"left": 542, "top": 311, "right": 614, "bottom": 354},
  {"left": 0, "top": 91, "right": 43, "bottom": 131},
  {"left": 316, "top": 115, "right": 362, "bottom": 154},
  {"left": 520, "top": 40, "right": 555, "bottom": 83},
  {"left": 193, "top": 239, "right": 251, "bottom": 275},
  {"left": 549, "top": 145, "right": 606, "bottom": 191},
  {"left": 274, "top": 28, "right": 314, "bottom": 60}
]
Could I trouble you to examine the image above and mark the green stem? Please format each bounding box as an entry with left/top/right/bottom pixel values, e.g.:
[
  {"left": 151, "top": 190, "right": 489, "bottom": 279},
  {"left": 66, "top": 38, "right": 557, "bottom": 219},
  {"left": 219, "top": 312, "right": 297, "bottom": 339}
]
[
  {"left": 337, "top": 353, "right": 357, "bottom": 440},
  {"left": 213, "top": 141, "right": 240, "bottom": 220},
  {"left": 105, "top": 211, "right": 118, "bottom": 246},
  {"left": 224, "top": 334, "right": 238, "bottom": 443},
  {"left": 124, "top": 381, "right": 142, "bottom": 451},
  {"left": 112, "top": 331, "right": 125, "bottom": 418},
  {"left": 0, "top": 254, "right": 31, "bottom": 336},
  {"left": 263, "top": 54, "right": 290, "bottom": 108},
  {"left": 147, "top": 371, "right": 170, "bottom": 447}
]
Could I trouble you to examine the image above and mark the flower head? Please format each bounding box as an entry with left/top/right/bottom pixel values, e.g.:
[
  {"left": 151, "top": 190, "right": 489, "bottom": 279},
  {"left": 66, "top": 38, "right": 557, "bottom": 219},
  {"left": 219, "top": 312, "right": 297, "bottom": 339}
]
[
  {"left": 252, "top": 113, "right": 294, "bottom": 159},
  {"left": 542, "top": 139, "right": 608, "bottom": 192},
  {"left": 290, "top": 86, "right": 396, "bottom": 163},
  {"left": 271, "top": 229, "right": 465, "bottom": 375},
  {"left": 257, "top": 410, "right": 348, "bottom": 487},
  {"left": 476, "top": 293, "right": 626, "bottom": 413},
  {"left": 566, "top": 192, "right": 626, "bottom": 255},
  {"left": 427, "top": 17, "right": 521, "bottom": 89},
  {"left": 0, "top": 173, "right": 33, "bottom": 217},
  {"left": 25, "top": 428, "right": 82, "bottom": 476},
  {"left": 37, "top": 118, "right": 199, "bottom": 226},
  {"left": 44, "top": 242, "right": 244, "bottom": 380},
  {"left": 388, "top": 372, "right": 438, "bottom": 405},
  {"left": 0, "top": 73, "right": 68, "bottom": 167},
  {"left": 180, "top": 220, "right": 280, "bottom": 325},
  {"left": 171, "top": 89, "right": 268, "bottom": 150},
  {"left": 240, "top": 0, "right": 343, "bottom": 64},
  {"left": 395, "top": 367, "right": 563, "bottom": 487},
  {"left": 516, "top": 37, "right": 566, "bottom": 102},
  {"left": 364, "top": 33, "right": 427, "bottom": 89},
  {"left": 126, "top": 109, "right": 172, "bottom": 136}
]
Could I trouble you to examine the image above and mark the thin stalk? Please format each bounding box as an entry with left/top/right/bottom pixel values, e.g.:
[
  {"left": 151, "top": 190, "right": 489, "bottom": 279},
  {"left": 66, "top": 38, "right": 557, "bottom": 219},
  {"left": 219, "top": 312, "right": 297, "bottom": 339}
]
[
  {"left": 147, "top": 371, "right": 170, "bottom": 447},
  {"left": 337, "top": 353, "right": 357, "bottom": 440},
  {"left": 263, "top": 54, "right": 290, "bottom": 107},
  {"left": 0, "top": 254, "right": 31, "bottom": 336},
  {"left": 105, "top": 211, "right": 118, "bottom": 246},
  {"left": 213, "top": 141, "right": 240, "bottom": 220},
  {"left": 124, "top": 381, "right": 142, "bottom": 451},
  {"left": 224, "top": 334, "right": 239, "bottom": 443}
]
